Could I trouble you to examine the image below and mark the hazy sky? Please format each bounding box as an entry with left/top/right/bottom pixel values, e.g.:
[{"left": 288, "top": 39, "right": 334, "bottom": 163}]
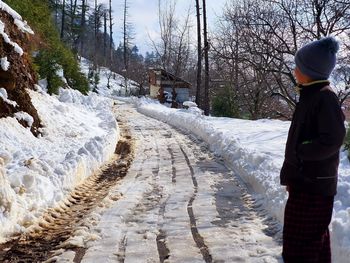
[{"left": 100, "top": 0, "right": 228, "bottom": 54}]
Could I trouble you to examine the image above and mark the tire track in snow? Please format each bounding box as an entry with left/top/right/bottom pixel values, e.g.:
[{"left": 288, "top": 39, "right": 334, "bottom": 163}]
[
  {"left": 176, "top": 128, "right": 283, "bottom": 262},
  {"left": 179, "top": 145, "right": 213, "bottom": 263},
  {"left": 167, "top": 145, "right": 177, "bottom": 183},
  {"left": 137, "top": 114, "right": 212, "bottom": 262},
  {"left": 116, "top": 118, "right": 172, "bottom": 262},
  {"left": 156, "top": 229, "right": 170, "bottom": 262},
  {"left": 78, "top": 103, "right": 281, "bottom": 262},
  {"left": 139, "top": 126, "right": 172, "bottom": 262},
  {"left": 117, "top": 235, "right": 127, "bottom": 263}
]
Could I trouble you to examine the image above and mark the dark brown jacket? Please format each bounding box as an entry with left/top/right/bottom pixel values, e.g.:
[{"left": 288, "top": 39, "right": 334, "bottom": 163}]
[{"left": 280, "top": 81, "right": 346, "bottom": 196}]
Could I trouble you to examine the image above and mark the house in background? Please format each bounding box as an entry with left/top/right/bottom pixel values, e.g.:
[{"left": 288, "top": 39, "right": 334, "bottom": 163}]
[{"left": 149, "top": 68, "right": 191, "bottom": 104}]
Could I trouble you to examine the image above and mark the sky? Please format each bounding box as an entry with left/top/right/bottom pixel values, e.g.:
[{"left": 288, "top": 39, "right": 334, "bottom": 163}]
[{"left": 102, "top": 0, "right": 228, "bottom": 55}]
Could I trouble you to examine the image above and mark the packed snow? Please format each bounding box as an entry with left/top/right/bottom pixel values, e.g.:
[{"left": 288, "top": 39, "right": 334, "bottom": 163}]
[
  {"left": 114, "top": 96, "right": 350, "bottom": 262},
  {"left": 0, "top": 87, "right": 119, "bottom": 242},
  {"left": 78, "top": 102, "right": 282, "bottom": 263}
]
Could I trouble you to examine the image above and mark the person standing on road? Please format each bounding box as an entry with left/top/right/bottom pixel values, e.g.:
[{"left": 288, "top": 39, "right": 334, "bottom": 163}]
[{"left": 280, "top": 37, "right": 346, "bottom": 262}]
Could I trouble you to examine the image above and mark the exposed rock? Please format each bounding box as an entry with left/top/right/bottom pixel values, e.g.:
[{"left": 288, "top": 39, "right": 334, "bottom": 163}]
[{"left": 0, "top": 7, "right": 41, "bottom": 136}]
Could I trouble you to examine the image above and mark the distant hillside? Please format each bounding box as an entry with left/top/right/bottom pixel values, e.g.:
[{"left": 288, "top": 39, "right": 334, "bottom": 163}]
[{"left": 80, "top": 57, "right": 141, "bottom": 97}]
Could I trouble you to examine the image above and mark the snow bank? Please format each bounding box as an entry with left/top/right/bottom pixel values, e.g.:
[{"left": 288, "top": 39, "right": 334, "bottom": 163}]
[
  {"left": 0, "top": 88, "right": 119, "bottom": 242},
  {"left": 14, "top": 111, "right": 34, "bottom": 128},
  {"left": 131, "top": 97, "right": 350, "bottom": 262}
]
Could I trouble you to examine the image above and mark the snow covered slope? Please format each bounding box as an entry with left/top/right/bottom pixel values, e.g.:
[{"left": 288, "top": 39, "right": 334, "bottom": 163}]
[
  {"left": 129, "top": 97, "right": 350, "bottom": 263},
  {"left": 0, "top": 88, "right": 119, "bottom": 241},
  {"left": 79, "top": 57, "right": 140, "bottom": 97}
]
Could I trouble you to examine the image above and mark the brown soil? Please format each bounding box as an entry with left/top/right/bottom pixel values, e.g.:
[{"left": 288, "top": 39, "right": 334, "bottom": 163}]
[{"left": 0, "top": 9, "right": 42, "bottom": 136}]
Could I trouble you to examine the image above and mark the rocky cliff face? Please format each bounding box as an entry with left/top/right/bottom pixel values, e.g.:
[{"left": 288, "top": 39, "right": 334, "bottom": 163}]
[{"left": 0, "top": 3, "right": 41, "bottom": 136}]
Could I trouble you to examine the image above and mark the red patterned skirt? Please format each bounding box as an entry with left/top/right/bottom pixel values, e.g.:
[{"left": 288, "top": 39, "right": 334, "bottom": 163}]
[{"left": 282, "top": 190, "right": 334, "bottom": 263}]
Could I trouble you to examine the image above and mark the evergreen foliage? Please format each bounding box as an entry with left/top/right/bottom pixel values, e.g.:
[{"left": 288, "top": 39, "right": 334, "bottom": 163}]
[
  {"left": 212, "top": 88, "right": 240, "bottom": 118},
  {"left": 4, "top": 0, "right": 88, "bottom": 94}
]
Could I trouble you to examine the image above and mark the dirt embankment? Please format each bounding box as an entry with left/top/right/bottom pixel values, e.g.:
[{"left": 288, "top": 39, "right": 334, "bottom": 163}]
[{"left": 0, "top": 9, "right": 41, "bottom": 136}]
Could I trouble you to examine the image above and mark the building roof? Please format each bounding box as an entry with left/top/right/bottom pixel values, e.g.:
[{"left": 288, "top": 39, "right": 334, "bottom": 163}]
[{"left": 150, "top": 68, "right": 192, "bottom": 87}]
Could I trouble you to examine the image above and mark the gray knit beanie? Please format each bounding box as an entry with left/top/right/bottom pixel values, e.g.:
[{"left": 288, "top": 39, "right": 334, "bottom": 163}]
[{"left": 295, "top": 37, "right": 339, "bottom": 80}]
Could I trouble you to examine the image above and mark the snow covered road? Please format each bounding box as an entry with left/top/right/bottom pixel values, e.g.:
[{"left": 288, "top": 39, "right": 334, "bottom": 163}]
[
  {"left": 81, "top": 102, "right": 282, "bottom": 263},
  {"left": 0, "top": 101, "right": 282, "bottom": 262}
]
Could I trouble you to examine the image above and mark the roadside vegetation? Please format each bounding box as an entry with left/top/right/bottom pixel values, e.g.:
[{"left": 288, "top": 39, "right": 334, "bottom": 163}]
[{"left": 5, "top": 0, "right": 88, "bottom": 94}]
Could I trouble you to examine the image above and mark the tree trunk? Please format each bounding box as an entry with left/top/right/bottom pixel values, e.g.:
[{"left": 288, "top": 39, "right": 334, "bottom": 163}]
[
  {"left": 70, "top": 0, "right": 78, "bottom": 51},
  {"left": 195, "top": 0, "right": 202, "bottom": 108},
  {"left": 80, "top": 0, "right": 86, "bottom": 57},
  {"left": 54, "top": 0, "right": 59, "bottom": 26},
  {"left": 60, "top": 0, "right": 66, "bottom": 39},
  {"left": 202, "top": 0, "right": 209, "bottom": 115},
  {"left": 123, "top": 0, "right": 128, "bottom": 94},
  {"left": 104, "top": 12, "right": 107, "bottom": 64},
  {"left": 94, "top": 0, "right": 98, "bottom": 70},
  {"left": 109, "top": 0, "right": 113, "bottom": 66}
]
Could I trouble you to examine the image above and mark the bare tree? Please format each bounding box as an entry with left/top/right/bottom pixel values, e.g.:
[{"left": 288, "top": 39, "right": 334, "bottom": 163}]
[
  {"left": 333, "top": 63, "right": 350, "bottom": 105},
  {"left": 94, "top": 0, "right": 98, "bottom": 70},
  {"left": 122, "top": 0, "right": 135, "bottom": 95},
  {"left": 79, "top": 0, "right": 87, "bottom": 56},
  {"left": 109, "top": 0, "right": 113, "bottom": 64},
  {"left": 104, "top": 11, "right": 107, "bottom": 62},
  {"left": 211, "top": 0, "right": 350, "bottom": 119},
  {"left": 151, "top": 0, "right": 192, "bottom": 77},
  {"left": 123, "top": 0, "right": 129, "bottom": 94},
  {"left": 149, "top": 0, "right": 193, "bottom": 106}
]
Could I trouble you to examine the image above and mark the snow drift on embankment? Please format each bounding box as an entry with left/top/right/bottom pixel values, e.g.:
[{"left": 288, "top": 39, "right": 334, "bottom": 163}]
[
  {"left": 0, "top": 87, "right": 118, "bottom": 241},
  {"left": 0, "top": 0, "right": 119, "bottom": 242}
]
